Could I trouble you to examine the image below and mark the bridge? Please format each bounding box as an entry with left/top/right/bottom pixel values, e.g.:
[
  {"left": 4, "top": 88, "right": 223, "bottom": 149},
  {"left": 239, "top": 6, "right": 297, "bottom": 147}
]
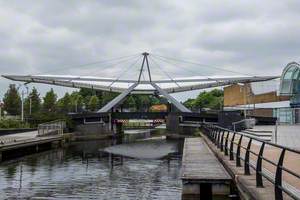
[
  {"left": 3, "top": 52, "right": 278, "bottom": 115},
  {"left": 2, "top": 52, "right": 286, "bottom": 199}
]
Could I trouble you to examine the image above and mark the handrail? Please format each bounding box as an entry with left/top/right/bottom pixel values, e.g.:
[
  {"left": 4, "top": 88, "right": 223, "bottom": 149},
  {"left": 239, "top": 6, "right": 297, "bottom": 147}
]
[
  {"left": 201, "top": 123, "right": 300, "bottom": 200},
  {"left": 38, "top": 120, "right": 66, "bottom": 136},
  {"left": 232, "top": 118, "right": 255, "bottom": 132}
]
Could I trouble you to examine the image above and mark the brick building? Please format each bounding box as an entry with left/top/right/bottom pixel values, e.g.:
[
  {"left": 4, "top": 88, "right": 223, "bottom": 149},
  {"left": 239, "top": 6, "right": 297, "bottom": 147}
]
[{"left": 223, "top": 62, "right": 300, "bottom": 124}]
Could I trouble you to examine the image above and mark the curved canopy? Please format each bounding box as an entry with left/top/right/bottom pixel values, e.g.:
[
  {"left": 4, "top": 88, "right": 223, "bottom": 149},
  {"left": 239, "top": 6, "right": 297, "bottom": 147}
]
[
  {"left": 1, "top": 52, "right": 280, "bottom": 112},
  {"left": 279, "top": 62, "right": 300, "bottom": 95},
  {"left": 2, "top": 74, "right": 278, "bottom": 94}
]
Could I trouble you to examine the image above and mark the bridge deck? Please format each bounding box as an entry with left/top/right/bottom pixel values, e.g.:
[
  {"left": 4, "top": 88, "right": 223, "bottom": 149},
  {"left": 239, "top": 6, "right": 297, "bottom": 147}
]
[{"left": 182, "top": 137, "right": 231, "bottom": 182}]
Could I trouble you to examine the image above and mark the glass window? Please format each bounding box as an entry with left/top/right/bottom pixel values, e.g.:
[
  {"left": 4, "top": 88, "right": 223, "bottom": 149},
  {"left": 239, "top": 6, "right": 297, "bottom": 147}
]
[{"left": 280, "top": 63, "right": 300, "bottom": 95}]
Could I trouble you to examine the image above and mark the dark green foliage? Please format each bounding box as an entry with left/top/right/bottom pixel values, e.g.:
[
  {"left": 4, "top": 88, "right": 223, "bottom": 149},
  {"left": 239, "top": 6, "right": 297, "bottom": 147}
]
[
  {"left": 43, "top": 88, "right": 57, "bottom": 112},
  {"left": 24, "top": 87, "right": 41, "bottom": 115},
  {"left": 88, "top": 95, "right": 99, "bottom": 111},
  {"left": 70, "top": 92, "right": 84, "bottom": 112},
  {"left": 57, "top": 93, "right": 72, "bottom": 113},
  {"left": 0, "top": 119, "right": 30, "bottom": 129},
  {"left": 3, "top": 84, "right": 21, "bottom": 115},
  {"left": 183, "top": 89, "right": 224, "bottom": 110}
]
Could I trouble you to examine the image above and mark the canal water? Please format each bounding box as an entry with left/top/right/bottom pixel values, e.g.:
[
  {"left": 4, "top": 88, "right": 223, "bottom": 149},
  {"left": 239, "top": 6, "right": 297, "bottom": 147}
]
[{"left": 0, "top": 136, "right": 182, "bottom": 199}]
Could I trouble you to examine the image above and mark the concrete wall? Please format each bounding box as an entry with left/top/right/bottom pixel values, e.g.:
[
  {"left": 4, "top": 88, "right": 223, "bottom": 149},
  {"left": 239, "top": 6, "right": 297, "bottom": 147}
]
[{"left": 74, "top": 123, "right": 112, "bottom": 135}]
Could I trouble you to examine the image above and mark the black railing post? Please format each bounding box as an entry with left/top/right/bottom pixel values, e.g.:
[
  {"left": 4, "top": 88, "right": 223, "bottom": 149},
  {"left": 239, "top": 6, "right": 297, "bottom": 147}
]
[
  {"left": 217, "top": 129, "right": 221, "bottom": 148},
  {"left": 210, "top": 128, "right": 214, "bottom": 140},
  {"left": 236, "top": 135, "right": 243, "bottom": 167},
  {"left": 275, "top": 149, "right": 285, "bottom": 200},
  {"left": 220, "top": 130, "right": 225, "bottom": 152},
  {"left": 256, "top": 142, "right": 265, "bottom": 187},
  {"left": 229, "top": 132, "right": 236, "bottom": 160},
  {"left": 244, "top": 138, "right": 252, "bottom": 175},
  {"left": 224, "top": 131, "right": 230, "bottom": 156},
  {"left": 213, "top": 128, "right": 217, "bottom": 144},
  {"left": 214, "top": 129, "right": 219, "bottom": 145}
]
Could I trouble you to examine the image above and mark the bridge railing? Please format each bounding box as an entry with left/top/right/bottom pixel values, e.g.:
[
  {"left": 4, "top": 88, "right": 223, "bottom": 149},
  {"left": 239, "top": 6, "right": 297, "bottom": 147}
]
[
  {"left": 201, "top": 123, "right": 300, "bottom": 200},
  {"left": 38, "top": 120, "right": 66, "bottom": 137}
]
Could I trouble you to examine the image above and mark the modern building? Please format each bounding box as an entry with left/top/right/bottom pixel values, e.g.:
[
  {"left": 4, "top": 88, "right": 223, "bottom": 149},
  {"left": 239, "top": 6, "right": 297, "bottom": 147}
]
[{"left": 224, "top": 62, "right": 300, "bottom": 124}]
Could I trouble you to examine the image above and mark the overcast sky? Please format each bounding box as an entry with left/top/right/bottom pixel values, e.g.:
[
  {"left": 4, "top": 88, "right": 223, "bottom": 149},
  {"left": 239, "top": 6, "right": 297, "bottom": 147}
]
[{"left": 0, "top": 0, "right": 299, "bottom": 101}]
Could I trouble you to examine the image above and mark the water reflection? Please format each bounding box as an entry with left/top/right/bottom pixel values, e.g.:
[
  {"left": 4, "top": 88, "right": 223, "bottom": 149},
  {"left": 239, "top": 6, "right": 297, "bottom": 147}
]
[{"left": 0, "top": 138, "right": 182, "bottom": 199}]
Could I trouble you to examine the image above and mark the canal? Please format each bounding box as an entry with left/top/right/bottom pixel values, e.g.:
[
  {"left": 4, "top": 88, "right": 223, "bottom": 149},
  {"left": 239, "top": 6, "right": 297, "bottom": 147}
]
[{"left": 0, "top": 134, "right": 183, "bottom": 199}]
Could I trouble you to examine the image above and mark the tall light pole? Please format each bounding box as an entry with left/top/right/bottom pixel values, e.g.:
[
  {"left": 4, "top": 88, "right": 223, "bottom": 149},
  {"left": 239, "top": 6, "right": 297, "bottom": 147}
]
[
  {"left": 0, "top": 102, "right": 2, "bottom": 120},
  {"left": 238, "top": 83, "right": 247, "bottom": 119},
  {"left": 29, "top": 95, "right": 32, "bottom": 115},
  {"left": 0, "top": 94, "right": 3, "bottom": 120},
  {"left": 17, "top": 84, "right": 28, "bottom": 122}
]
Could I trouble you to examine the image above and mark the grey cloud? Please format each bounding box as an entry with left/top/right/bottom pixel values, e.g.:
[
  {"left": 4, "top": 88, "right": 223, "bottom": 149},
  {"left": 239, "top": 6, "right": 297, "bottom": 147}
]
[{"left": 0, "top": 0, "right": 299, "bottom": 100}]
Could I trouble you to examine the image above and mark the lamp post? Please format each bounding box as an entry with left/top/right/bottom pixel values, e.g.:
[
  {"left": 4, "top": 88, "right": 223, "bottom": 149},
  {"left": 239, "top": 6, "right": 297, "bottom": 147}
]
[
  {"left": 0, "top": 102, "right": 2, "bottom": 120},
  {"left": 17, "top": 84, "right": 28, "bottom": 122},
  {"left": 238, "top": 83, "right": 247, "bottom": 119}
]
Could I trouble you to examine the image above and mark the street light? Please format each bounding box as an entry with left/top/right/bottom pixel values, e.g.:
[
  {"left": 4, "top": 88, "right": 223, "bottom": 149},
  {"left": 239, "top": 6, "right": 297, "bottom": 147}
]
[
  {"left": 237, "top": 83, "right": 247, "bottom": 119},
  {"left": 17, "top": 84, "right": 28, "bottom": 122}
]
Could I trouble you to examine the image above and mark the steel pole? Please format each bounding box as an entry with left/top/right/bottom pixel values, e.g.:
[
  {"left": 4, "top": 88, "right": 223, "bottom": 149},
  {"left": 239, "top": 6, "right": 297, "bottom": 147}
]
[
  {"left": 29, "top": 97, "right": 32, "bottom": 115},
  {"left": 21, "top": 91, "right": 24, "bottom": 121}
]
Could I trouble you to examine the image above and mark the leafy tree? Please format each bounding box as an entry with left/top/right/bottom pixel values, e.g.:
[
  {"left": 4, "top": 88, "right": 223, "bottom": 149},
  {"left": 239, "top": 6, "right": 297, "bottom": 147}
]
[
  {"left": 43, "top": 88, "right": 57, "bottom": 112},
  {"left": 57, "top": 92, "right": 72, "bottom": 113},
  {"left": 3, "top": 84, "right": 21, "bottom": 115},
  {"left": 123, "top": 95, "right": 136, "bottom": 111},
  {"left": 183, "top": 89, "right": 224, "bottom": 110},
  {"left": 183, "top": 98, "right": 196, "bottom": 109},
  {"left": 102, "top": 91, "right": 119, "bottom": 106},
  {"left": 88, "top": 95, "right": 99, "bottom": 111},
  {"left": 70, "top": 92, "right": 84, "bottom": 112},
  {"left": 24, "top": 87, "right": 41, "bottom": 115}
]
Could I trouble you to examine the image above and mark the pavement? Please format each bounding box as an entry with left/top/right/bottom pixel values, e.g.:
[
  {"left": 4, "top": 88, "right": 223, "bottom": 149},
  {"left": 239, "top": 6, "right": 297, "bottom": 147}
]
[{"left": 250, "top": 125, "right": 300, "bottom": 150}]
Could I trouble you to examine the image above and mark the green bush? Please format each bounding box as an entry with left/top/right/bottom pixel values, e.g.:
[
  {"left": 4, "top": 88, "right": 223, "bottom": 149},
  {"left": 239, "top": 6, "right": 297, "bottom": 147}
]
[{"left": 0, "top": 119, "right": 30, "bottom": 129}]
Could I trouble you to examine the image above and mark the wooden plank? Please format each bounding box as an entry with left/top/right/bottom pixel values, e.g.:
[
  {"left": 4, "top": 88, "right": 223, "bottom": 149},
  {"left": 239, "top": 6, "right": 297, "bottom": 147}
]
[
  {"left": 181, "top": 137, "right": 231, "bottom": 182},
  {"left": 0, "top": 135, "right": 63, "bottom": 151}
]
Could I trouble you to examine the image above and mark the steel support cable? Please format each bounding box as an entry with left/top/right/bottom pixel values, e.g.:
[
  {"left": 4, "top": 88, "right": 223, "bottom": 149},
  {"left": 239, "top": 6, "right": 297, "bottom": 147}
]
[
  {"left": 88, "top": 55, "right": 140, "bottom": 77},
  {"left": 148, "top": 56, "right": 181, "bottom": 88},
  {"left": 108, "top": 56, "right": 141, "bottom": 88},
  {"left": 152, "top": 53, "right": 256, "bottom": 77},
  {"left": 31, "top": 55, "right": 140, "bottom": 89},
  {"left": 151, "top": 54, "right": 220, "bottom": 83},
  {"left": 58, "top": 55, "right": 140, "bottom": 83},
  {"left": 34, "top": 53, "right": 140, "bottom": 75}
]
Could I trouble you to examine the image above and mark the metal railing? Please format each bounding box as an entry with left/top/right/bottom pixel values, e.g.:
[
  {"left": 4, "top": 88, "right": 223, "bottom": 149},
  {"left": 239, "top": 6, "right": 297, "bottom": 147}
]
[
  {"left": 38, "top": 120, "right": 66, "bottom": 136},
  {"left": 201, "top": 123, "right": 300, "bottom": 200},
  {"left": 232, "top": 118, "right": 256, "bottom": 132}
]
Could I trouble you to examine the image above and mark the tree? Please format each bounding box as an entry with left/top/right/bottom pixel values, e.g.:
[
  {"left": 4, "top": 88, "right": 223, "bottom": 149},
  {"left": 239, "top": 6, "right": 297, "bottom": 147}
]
[
  {"left": 102, "top": 91, "right": 118, "bottom": 106},
  {"left": 123, "top": 95, "right": 136, "bottom": 111},
  {"left": 43, "top": 88, "right": 57, "bottom": 112},
  {"left": 183, "top": 89, "right": 224, "bottom": 110},
  {"left": 57, "top": 92, "right": 72, "bottom": 113},
  {"left": 24, "top": 87, "right": 41, "bottom": 115},
  {"left": 3, "top": 84, "right": 21, "bottom": 115},
  {"left": 88, "top": 95, "right": 99, "bottom": 111},
  {"left": 70, "top": 92, "right": 84, "bottom": 112},
  {"left": 183, "top": 98, "right": 196, "bottom": 110}
]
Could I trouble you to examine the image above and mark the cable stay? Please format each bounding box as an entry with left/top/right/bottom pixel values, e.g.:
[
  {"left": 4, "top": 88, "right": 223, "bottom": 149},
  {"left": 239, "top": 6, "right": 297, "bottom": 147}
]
[{"left": 2, "top": 51, "right": 279, "bottom": 113}]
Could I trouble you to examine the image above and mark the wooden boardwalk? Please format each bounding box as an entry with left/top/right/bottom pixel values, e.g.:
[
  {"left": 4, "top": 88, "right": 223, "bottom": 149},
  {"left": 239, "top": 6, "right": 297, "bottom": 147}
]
[
  {"left": 181, "top": 138, "right": 231, "bottom": 199},
  {"left": 0, "top": 131, "right": 71, "bottom": 162}
]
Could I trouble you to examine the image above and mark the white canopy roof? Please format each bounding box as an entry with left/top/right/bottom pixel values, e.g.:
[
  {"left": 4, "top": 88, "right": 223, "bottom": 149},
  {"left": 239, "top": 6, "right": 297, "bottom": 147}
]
[{"left": 2, "top": 74, "right": 278, "bottom": 94}]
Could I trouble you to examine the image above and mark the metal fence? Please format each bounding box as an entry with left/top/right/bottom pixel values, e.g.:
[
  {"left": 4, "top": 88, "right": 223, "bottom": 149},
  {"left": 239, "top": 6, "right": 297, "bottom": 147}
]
[
  {"left": 201, "top": 123, "right": 300, "bottom": 200},
  {"left": 38, "top": 120, "right": 66, "bottom": 136}
]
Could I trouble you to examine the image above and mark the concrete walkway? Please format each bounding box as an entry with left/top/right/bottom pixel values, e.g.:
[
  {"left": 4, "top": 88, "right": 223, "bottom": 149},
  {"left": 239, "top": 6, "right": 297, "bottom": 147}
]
[
  {"left": 0, "top": 131, "right": 38, "bottom": 144},
  {"left": 249, "top": 125, "right": 300, "bottom": 150}
]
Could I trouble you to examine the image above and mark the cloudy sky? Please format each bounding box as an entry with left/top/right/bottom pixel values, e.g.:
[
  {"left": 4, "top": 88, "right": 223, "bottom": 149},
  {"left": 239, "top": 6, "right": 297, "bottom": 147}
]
[{"left": 0, "top": 0, "right": 299, "bottom": 101}]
